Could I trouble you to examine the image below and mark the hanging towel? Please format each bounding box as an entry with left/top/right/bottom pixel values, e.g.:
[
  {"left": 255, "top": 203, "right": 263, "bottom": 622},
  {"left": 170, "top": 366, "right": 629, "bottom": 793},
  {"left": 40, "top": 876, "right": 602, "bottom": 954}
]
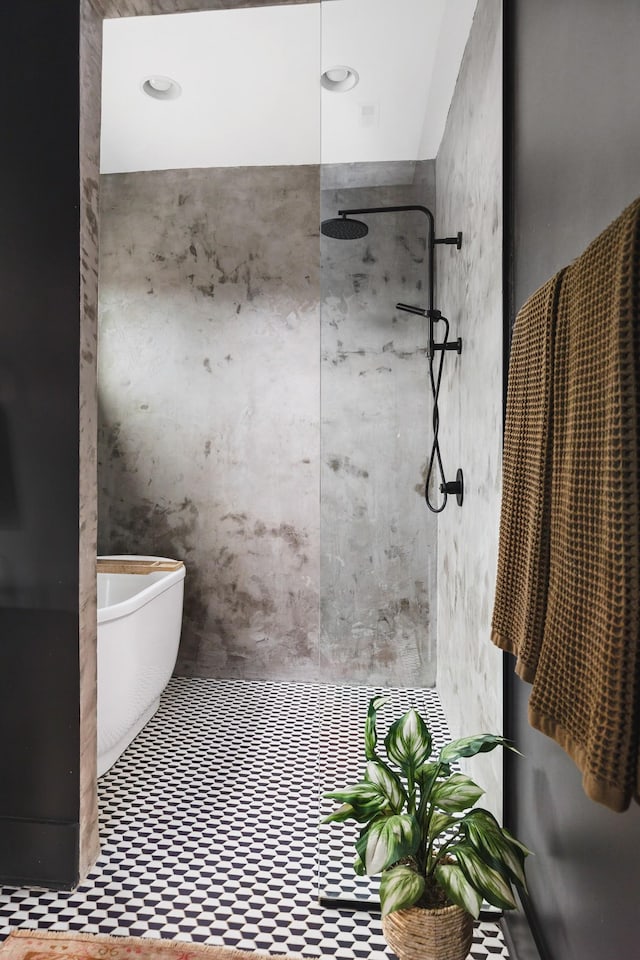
[
  {"left": 491, "top": 270, "right": 565, "bottom": 682},
  {"left": 493, "top": 196, "right": 640, "bottom": 812}
]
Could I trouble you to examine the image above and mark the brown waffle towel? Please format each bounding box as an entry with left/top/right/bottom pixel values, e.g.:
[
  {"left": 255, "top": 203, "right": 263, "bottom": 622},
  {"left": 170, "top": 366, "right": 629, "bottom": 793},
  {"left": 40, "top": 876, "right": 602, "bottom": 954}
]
[
  {"left": 491, "top": 271, "right": 565, "bottom": 682},
  {"left": 492, "top": 196, "right": 640, "bottom": 811}
]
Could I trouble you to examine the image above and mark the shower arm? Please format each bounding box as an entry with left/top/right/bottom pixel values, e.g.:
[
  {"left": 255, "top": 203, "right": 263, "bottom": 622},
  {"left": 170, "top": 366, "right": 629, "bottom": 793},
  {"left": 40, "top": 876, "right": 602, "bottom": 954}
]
[
  {"left": 337, "top": 204, "right": 460, "bottom": 314},
  {"left": 337, "top": 206, "right": 462, "bottom": 358}
]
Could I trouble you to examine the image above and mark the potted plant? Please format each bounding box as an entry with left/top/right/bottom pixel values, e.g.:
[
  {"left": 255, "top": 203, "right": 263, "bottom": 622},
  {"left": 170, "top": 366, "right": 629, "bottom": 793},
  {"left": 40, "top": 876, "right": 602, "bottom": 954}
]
[{"left": 322, "top": 697, "right": 531, "bottom": 960}]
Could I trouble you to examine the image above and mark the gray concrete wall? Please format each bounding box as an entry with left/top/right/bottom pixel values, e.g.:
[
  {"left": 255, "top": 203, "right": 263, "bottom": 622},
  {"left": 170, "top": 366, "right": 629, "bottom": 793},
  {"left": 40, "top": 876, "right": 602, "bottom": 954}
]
[
  {"left": 98, "top": 165, "right": 320, "bottom": 681},
  {"left": 79, "top": 0, "right": 102, "bottom": 882},
  {"left": 435, "top": 0, "right": 504, "bottom": 814},
  {"left": 98, "top": 161, "right": 438, "bottom": 687},
  {"left": 319, "top": 167, "right": 438, "bottom": 687}
]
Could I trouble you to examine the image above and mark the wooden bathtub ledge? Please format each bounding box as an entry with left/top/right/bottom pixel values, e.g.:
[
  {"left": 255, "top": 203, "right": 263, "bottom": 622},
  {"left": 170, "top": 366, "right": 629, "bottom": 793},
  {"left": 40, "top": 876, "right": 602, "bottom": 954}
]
[{"left": 97, "top": 558, "right": 185, "bottom": 575}]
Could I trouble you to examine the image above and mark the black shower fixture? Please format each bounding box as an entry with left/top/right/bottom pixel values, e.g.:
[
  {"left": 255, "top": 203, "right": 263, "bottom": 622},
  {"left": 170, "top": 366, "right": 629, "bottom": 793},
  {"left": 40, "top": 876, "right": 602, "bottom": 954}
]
[
  {"left": 395, "top": 304, "right": 463, "bottom": 358},
  {"left": 321, "top": 204, "right": 464, "bottom": 513},
  {"left": 321, "top": 216, "right": 369, "bottom": 240}
]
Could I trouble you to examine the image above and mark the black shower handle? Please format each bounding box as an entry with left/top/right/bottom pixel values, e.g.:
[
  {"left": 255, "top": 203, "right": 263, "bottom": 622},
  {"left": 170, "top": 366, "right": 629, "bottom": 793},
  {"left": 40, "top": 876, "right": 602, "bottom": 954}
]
[
  {"left": 440, "top": 469, "right": 464, "bottom": 507},
  {"left": 434, "top": 231, "right": 463, "bottom": 249},
  {"left": 396, "top": 303, "right": 442, "bottom": 319}
]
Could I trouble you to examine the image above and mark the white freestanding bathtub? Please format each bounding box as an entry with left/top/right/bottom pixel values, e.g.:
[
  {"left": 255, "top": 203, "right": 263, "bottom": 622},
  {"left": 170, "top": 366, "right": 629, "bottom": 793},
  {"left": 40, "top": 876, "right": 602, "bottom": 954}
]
[{"left": 97, "top": 555, "right": 186, "bottom": 778}]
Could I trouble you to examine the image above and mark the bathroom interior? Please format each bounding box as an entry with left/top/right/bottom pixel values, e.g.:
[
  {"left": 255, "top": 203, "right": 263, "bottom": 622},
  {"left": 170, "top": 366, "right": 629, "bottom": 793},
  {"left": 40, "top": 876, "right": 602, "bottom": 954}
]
[
  {"left": 106, "top": 0, "right": 503, "bottom": 938},
  {"left": 96, "top": 0, "right": 503, "bottom": 793},
  {"left": 2, "top": 0, "right": 506, "bottom": 953},
  {"left": 2, "top": 2, "right": 640, "bottom": 960},
  {"left": 94, "top": 0, "right": 503, "bottom": 922}
]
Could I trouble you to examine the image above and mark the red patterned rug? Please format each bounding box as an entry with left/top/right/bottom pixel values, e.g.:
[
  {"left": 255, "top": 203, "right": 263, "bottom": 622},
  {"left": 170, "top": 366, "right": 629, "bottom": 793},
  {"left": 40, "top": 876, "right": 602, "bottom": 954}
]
[{"left": 0, "top": 932, "right": 303, "bottom": 960}]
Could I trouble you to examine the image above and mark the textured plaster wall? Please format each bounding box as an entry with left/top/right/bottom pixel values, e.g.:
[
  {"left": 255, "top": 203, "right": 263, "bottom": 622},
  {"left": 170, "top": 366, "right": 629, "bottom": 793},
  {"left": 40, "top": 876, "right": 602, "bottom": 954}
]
[
  {"left": 76, "top": 0, "right": 329, "bottom": 888},
  {"left": 98, "top": 165, "right": 320, "bottom": 681},
  {"left": 320, "top": 168, "right": 438, "bottom": 687},
  {"left": 79, "top": 0, "right": 102, "bottom": 880},
  {"left": 435, "top": 0, "right": 504, "bottom": 814},
  {"left": 98, "top": 162, "right": 438, "bottom": 687}
]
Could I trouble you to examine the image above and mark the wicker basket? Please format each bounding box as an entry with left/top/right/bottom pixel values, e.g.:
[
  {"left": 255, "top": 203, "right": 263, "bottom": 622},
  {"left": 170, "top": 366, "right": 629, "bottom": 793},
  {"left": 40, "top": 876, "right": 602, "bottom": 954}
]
[{"left": 382, "top": 904, "right": 474, "bottom": 960}]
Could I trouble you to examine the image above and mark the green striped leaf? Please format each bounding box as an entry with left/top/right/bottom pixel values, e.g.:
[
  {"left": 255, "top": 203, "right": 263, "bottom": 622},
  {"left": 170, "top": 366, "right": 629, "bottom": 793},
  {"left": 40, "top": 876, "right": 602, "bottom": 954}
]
[
  {"left": 434, "top": 863, "right": 482, "bottom": 919},
  {"left": 453, "top": 844, "right": 517, "bottom": 911},
  {"left": 463, "top": 809, "right": 529, "bottom": 888},
  {"left": 379, "top": 865, "right": 425, "bottom": 917},
  {"left": 356, "top": 814, "right": 420, "bottom": 875},
  {"left": 429, "top": 811, "right": 457, "bottom": 840},
  {"left": 417, "top": 761, "right": 451, "bottom": 795},
  {"left": 364, "top": 760, "right": 406, "bottom": 812},
  {"left": 324, "top": 782, "right": 389, "bottom": 822},
  {"left": 365, "top": 696, "right": 388, "bottom": 761},
  {"left": 501, "top": 825, "right": 534, "bottom": 858},
  {"left": 321, "top": 803, "right": 356, "bottom": 824},
  {"left": 439, "top": 734, "right": 517, "bottom": 764},
  {"left": 430, "top": 773, "right": 484, "bottom": 813},
  {"left": 354, "top": 851, "right": 366, "bottom": 876},
  {"left": 384, "top": 709, "right": 432, "bottom": 772}
]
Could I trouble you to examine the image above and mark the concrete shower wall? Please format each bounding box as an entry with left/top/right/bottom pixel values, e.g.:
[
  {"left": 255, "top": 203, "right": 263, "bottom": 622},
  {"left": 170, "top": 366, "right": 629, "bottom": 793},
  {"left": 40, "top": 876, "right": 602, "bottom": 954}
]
[
  {"left": 98, "top": 165, "right": 320, "bottom": 681},
  {"left": 435, "top": 0, "right": 504, "bottom": 814},
  {"left": 98, "top": 162, "right": 438, "bottom": 687},
  {"left": 320, "top": 168, "right": 438, "bottom": 687}
]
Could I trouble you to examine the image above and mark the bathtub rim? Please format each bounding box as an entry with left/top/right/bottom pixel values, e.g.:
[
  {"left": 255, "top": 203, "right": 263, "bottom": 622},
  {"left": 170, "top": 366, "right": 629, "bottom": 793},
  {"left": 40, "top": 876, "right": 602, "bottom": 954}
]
[{"left": 97, "top": 554, "right": 186, "bottom": 626}]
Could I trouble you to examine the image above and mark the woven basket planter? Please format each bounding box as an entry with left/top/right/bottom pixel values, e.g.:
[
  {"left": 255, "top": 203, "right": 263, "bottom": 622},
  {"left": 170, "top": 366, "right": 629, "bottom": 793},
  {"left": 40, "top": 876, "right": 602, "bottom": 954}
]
[{"left": 382, "top": 904, "right": 474, "bottom": 960}]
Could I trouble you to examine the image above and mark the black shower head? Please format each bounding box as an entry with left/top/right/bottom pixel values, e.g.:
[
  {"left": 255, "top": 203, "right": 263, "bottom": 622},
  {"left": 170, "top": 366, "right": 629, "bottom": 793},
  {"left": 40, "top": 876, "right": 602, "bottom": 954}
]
[{"left": 320, "top": 215, "right": 369, "bottom": 240}]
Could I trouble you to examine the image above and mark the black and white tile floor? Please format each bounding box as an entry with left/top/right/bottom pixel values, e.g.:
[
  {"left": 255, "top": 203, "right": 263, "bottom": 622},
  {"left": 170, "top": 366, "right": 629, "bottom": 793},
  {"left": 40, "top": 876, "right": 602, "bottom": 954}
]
[{"left": 0, "top": 678, "right": 509, "bottom": 959}]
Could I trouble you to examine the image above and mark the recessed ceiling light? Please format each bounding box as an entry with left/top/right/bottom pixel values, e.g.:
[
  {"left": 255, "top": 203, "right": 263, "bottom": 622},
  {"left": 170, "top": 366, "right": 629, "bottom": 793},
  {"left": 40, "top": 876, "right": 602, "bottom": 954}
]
[
  {"left": 141, "top": 76, "right": 182, "bottom": 101},
  {"left": 321, "top": 66, "right": 359, "bottom": 93}
]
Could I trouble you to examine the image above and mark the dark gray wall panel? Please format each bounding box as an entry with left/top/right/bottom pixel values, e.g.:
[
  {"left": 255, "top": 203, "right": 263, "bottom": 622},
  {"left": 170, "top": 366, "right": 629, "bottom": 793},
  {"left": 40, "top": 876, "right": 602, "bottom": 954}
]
[
  {"left": 506, "top": 1, "right": 640, "bottom": 958},
  {"left": 512, "top": 0, "right": 640, "bottom": 302},
  {"left": 0, "top": 2, "right": 82, "bottom": 886}
]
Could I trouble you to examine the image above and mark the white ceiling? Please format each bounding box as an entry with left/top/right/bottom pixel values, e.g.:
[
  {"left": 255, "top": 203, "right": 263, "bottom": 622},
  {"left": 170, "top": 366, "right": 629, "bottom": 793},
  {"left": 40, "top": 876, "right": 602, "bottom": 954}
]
[{"left": 100, "top": 0, "right": 477, "bottom": 174}]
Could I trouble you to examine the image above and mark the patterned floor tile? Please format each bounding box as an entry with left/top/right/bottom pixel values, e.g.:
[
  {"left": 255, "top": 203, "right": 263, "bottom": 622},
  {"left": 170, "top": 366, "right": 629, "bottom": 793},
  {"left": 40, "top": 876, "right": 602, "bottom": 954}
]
[{"left": 0, "top": 678, "right": 509, "bottom": 960}]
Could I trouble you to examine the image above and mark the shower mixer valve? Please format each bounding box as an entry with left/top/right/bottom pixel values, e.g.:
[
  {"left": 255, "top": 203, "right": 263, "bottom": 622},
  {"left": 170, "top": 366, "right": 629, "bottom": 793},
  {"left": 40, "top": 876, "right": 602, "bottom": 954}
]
[
  {"left": 430, "top": 336, "right": 463, "bottom": 356},
  {"left": 440, "top": 469, "right": 464, "bottom": 507},
  {"left": 396, "top": 303, "right": 463, "bottom": 356}
]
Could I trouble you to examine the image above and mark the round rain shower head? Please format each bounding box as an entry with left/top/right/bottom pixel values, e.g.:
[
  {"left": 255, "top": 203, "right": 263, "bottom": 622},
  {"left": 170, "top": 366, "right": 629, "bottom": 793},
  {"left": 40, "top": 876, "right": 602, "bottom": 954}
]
[{"left": 321, "top": 216, "right": 369, "bottom": 240}]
